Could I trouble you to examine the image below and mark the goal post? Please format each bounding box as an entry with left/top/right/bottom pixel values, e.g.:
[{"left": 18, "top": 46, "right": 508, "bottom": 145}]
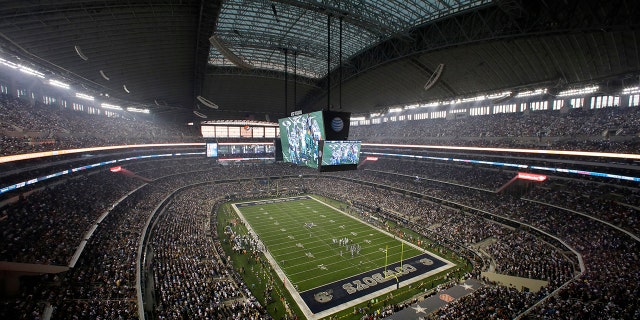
[{"left": 384, "top": 242, "right": 404, "bottom": 280}]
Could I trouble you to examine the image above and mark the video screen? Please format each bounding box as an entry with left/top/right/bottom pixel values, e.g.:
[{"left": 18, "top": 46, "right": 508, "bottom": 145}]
[
  {"left": 320, "top": 140, "right": 361, "bottom": 166},
  {"left": 206, "top": 142, "right": 218, "bottom": 158},
  {"left": 278, "top": 111, "right": 325, "bottom": 168}
]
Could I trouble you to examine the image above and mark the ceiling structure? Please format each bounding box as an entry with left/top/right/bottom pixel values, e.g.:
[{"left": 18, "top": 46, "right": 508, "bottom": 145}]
[
  {"left": 0, "top": 0, "right": 639, "bottom": 123},
  {"left": 209, "top": 0, "right": 492, "bottom": 79}
]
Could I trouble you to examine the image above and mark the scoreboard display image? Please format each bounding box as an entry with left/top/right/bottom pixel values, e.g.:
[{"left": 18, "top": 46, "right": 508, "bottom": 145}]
[
  {"left": 320, "top": 140, "right": 361, "bottom": 166},
  {"left": 205, "top": 142, "right": 218, "bottom": 158},
  {"left": 278, "top": 111, "right": 325, "bottom": 169}
]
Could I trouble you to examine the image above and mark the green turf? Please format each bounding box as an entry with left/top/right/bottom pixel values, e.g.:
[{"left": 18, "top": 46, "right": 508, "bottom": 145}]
[{"left": 233, "top": 196, "right": 425, "bottom": 292}]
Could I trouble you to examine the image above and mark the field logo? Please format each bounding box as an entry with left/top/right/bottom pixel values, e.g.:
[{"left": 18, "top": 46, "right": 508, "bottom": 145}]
[
  {"left": 439, "top": 293, "right": 454, "bottom": 302},
  {"left": 314, "top": 289, "right": 333, "bottom": 303}
]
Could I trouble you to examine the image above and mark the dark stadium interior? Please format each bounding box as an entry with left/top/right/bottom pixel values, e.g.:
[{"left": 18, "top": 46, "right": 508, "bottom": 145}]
[{"left": 1, "top": 0, "right": 640, "bottom": 319}]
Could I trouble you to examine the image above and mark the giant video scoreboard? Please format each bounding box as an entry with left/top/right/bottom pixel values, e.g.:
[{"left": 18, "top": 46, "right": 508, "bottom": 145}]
[{"left": 278, "top": 111, "right": 360, "bottom": 171}]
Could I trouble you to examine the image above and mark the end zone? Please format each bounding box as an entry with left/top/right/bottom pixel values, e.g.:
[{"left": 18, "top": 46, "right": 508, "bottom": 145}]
[{"left": 300, "top": 252, "right": 454, "bottom": 317}]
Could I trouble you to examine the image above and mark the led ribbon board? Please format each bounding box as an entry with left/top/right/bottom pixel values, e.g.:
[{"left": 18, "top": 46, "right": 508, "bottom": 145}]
[{"left": 517, "top": 172, "right": 547, "bottom": 182}]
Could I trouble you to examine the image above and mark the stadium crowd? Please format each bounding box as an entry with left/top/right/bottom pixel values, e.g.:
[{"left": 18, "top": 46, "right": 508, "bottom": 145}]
[
  {"left": 0, "top": 93, "right": 201, "bottom": 156},
  {"left": 525, "top": 180, "right": 640, "bottom": 236},
  {"left": 363, "top": 158, "right": 515, "bottom": 190},
  {"left": 4, "top": 92, "right": 640, "bottom": 156},
  {"left": 335, "top": 169, "right": 639, "bottom": 319},
  {"left": 1, "top": 158, "right": 638, "bottom": 319},
  {"left": 150, "top": 188, "right": 269, "bottom": 319},
  {"left": 350, "top": 106, "right": 640, "bottom": 153},
  {"left": 0, "top": 162, "right": 308, "bottom": 319},
  {"left": 431, "top": 285, "right": 541, "bottom": 319},
  {"left": 0, "top": 171, "right": 144, "bottom": 265}
]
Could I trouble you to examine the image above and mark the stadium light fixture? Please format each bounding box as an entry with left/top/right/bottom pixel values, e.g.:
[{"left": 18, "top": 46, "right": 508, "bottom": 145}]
[
  {"left": 388, "top": 107, "right": 403, "bottom": 113},
  {"left": 421, "top": 102, "right": 440, "bottom": 108},
  {"left": 350, "top": 116, "right": 366, "bottom": 121},
  {"left": 49, "top": 79, "right": 70, "bottom": 89},
  {"left": 101, "top": 103, "right": 122, "bottom": 110},
  {"left": 557, "top": 86, "right": 598, "bottom": 97},
  {"left": 18, "top": 65, "right": 45, "bottom": 78},
  {"left": 461, "top": 95, "right": 485, "bottom": 103},
  {"left": 404, "top": 104, "right": 419, "bottom": 110},
  {"left": 127, "top": 107, "right": 149, "bottom": 113},
  {"left": 516, "top": 88, "right": 547, "bottom": 98},
  {"left": 487, "top": 91, "right": 512, "bottom": 99},
  {"left": 370, "top": 112, "right": 381, "bottom": 117},
  {"left": 75, "top": 93, "right": 94, "bottom": 101},
  {"left": 622, "top": 86, "right": 640, "bottom": 95},
  {"left": 0, "top": 58, "right": 18, "bottom": 69}
]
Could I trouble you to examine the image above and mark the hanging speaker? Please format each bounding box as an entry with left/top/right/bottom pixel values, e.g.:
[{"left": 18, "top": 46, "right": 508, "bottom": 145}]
[
  {"left": 193, "top": 110, "right": 208, "bottom": 118},
  {"left": 74, "top": 45, "right": 88, "bottom": 61},
  {"left": 424, "top": 63, "right": 445, "bottom": 91},
  {"left": 209, "top": 35, "right": 253, "bottom": 69},
  {"left": 197, "top": 95, "right": 219, "bottom": 109}
]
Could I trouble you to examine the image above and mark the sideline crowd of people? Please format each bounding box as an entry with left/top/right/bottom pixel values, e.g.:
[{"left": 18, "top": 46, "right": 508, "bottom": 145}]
[{"left": 150, "top": 187, "right": 269, "bottom": 319}]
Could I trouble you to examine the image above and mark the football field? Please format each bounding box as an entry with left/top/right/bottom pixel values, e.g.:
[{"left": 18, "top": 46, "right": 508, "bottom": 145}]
[{"left": 232, "top": 195, "right": 455, "bottom": 318}]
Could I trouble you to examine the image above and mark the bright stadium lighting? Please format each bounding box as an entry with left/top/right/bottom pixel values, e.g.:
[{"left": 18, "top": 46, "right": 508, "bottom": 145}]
[
  {"left": 350, "top": 116, "right": 365, "bottom": 121},
  {"left": 388, "top": 107, "right": 403, "bottom": 113},
  {"left": 404, "top": 104, "right": 419, "bottom": 110},
  {"left": 101, "top": 103, "right": 122, "bottom": 110},
  {"left": 461, "top": 95, "right": 485, "bottom": 103},
  {"left": 18, "top": 65, "right": 45, "bottom": 78},
  {"left": 0, "top": 58, "right": 18, "bottom": 69},
  {"left": 75, "top": 93, "right": 94, "bottom": 101},
  {"left": 557, "top": 86, "right": 598, "bottom": 97},
  {"left": 49, "top": 79, "right": 70, "bottom": 89},
  {"left": 370, "top": 112, "right": 381, "bottom": 117},
  {"left": 421, "top": 102, "right": 440, "bottom": 107},
  {"left": 622, "top": 86, "right": 640, "bottom": 95},
  {"left": 487, "top": 91, "right": 512, "bottom": 99},
  {"left": 127, "top": 107, "right": 149, "bottom": 113},
  {"left": 516, "top": 88, "right": 547, "bottom": 98}
]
